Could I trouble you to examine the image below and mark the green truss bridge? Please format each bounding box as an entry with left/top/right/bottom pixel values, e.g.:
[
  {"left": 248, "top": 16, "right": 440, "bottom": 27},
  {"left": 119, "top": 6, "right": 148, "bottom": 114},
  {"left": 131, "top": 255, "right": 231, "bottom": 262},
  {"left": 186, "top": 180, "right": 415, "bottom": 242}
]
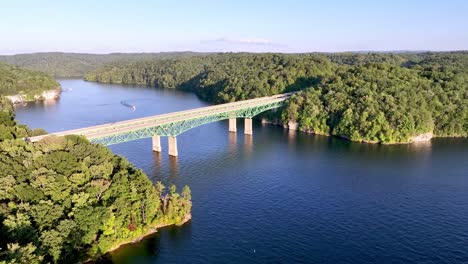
[{"left": 27, "top": 93, "right": 293, "bottom": 156}]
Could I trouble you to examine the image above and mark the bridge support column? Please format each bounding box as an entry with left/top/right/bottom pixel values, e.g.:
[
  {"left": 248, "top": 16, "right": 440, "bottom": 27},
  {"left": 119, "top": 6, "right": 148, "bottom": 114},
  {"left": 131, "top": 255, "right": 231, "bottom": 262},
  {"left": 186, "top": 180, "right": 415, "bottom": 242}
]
[
  {"left": 229, "top": 118, "right": 237, "bottom": 133},
  {"left": 168, "top": 136, "right": 178, "bottom": 157},
  {"left": 152, "top": 136, "right": 161, "bottom": 152},
  {"left": 244, "top": 118, "right": 253, "bottom": 135}
]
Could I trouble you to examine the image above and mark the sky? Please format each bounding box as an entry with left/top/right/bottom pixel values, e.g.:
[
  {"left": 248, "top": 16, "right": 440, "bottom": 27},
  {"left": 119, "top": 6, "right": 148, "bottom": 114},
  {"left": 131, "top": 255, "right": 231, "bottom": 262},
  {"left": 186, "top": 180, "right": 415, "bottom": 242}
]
[{"left": 1, "top": 0, "right": 467, "bottom": 54}]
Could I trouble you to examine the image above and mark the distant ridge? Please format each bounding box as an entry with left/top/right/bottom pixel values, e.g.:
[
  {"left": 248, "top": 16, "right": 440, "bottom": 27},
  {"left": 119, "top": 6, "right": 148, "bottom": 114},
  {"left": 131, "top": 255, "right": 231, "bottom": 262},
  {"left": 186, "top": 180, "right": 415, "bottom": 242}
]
[
  {"left": 1, "top": 50, "right": 467, "bottom": 78},
  {"left": 0, "top": 52, "right": 203, "bottom": 77}
]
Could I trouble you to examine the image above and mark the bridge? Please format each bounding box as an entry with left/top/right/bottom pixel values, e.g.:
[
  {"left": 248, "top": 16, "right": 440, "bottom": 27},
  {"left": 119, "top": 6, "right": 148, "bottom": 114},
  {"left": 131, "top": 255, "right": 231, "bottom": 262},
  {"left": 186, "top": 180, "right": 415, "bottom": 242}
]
[{"left": 28, "top": 93, "right": 292, "bottom": 156}]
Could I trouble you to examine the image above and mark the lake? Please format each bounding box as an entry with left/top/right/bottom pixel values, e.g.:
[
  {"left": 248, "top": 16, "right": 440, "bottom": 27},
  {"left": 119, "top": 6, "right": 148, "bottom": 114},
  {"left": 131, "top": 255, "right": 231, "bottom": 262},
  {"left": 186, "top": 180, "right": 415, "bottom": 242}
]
[{"left": 16, "top": 79, "right": 468, "bottom": 263}]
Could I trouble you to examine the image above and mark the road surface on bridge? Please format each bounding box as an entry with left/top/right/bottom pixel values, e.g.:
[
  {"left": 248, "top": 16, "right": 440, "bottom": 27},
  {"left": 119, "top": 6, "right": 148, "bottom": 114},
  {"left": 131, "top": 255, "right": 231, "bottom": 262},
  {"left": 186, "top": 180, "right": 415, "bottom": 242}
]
[{"left": 28, "top": 93, "right": 292, "bottom": 143}]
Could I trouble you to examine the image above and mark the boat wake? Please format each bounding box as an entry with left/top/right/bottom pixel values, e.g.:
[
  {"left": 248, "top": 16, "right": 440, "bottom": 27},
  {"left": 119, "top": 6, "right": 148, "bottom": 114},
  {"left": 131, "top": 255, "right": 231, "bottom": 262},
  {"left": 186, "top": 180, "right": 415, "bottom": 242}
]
[{"left": 120, "top": 100, "right": 136, "bottom": 111}]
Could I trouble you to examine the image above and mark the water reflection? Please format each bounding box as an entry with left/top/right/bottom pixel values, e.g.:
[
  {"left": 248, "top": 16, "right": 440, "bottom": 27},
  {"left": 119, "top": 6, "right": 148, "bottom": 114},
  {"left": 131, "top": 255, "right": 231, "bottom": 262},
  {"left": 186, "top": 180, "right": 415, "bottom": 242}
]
[
  {"left": 228, "top": 132, "right": 237, "bottom": 154},
  {"left": 99, "top": 232, "right": 162, "bottom": 264},
  {"left": 168, "top": 156, "right": 179, "bottom": 180},
  {"left": 101, "top": 221, "right": 193, "bottom": 264},
  {"left": 15, "top": 80, "right": 468, "bottom": 264},
  {"left": 43, "top": 98, "right": 59, "bottom": 106},
  {"left": 243, "top": 134, "right": 253, "bottom": 156},
  {"left": 287, "top": 128, "right": 297, "bottom": 145},
  {"left": 288, "top": 132, "right": 436, "bottom": 159},
  {"left": 16, "top": 97, "right": 60, "bottom": 110},
  {"left": 151, "top": 151, "right": 163, "bottom": 181}
]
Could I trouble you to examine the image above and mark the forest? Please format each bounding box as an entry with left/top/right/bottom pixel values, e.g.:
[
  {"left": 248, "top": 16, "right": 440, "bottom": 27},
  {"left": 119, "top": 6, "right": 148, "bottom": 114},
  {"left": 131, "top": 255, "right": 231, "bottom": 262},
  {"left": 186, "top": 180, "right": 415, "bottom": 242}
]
[
  {"left": 0, "top": 51, "right": 466, "bottom": 262},
  {"left": 0, "top": 62, "right": 59, "bottom": 99},
  {"left": 0, "top": 52, "right": 201, "bottom": 77},
  {"left": 84, "top": 52, "right": 468, "bottom": 143},
  {"left": 0, "top": 97, "right": 192, "bottom": 263}
]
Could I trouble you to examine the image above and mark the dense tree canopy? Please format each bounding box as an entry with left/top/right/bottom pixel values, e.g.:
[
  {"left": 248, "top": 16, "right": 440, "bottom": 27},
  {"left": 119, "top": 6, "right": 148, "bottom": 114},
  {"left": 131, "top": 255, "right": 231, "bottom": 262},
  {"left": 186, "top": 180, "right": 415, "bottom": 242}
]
[
  {"left": 0, "top": 63, "right": 59, "bottom": 99},
  {"left": 0, "top": 97, "right": 47, "bottom": 141},
  {"left": 0, "top": 51, "right": 465, "bottom": 262},
  {"left": 0, "top": 99, "right": 192, "bottom": 263},
  {"left": 85, "top": 52, "right": 467, "bottom": 143},
  {"left": 0, "top": 52, "right": 202, "bottom": 77},
  {"left": 282, "top": 63, "right": 467, "bottom": 143},
  {"left": 85, "top": 53, "right": 336, "bottom": 102}
]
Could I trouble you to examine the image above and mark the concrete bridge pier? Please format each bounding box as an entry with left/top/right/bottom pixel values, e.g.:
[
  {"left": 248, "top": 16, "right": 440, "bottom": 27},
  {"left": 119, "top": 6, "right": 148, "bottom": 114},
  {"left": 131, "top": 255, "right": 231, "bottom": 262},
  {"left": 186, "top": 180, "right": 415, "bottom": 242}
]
[
  {"left": 168, "top": 136, "right": 178, "bottom": 157},
  {"left": 229, "top": 118, "right": 237, "bottom": 133},
  {"left": 152, "top": 136, "right": 161, "bottom": 152},
  {"left": 244, "top": 118, "right": 253, "bottom": 135}
]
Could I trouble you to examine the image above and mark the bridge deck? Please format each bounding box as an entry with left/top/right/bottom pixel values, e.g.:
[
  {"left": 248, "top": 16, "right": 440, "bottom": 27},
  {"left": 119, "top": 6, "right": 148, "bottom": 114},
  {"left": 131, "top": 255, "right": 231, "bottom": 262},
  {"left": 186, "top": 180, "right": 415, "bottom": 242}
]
[{"left": 28, "top": 93, "right": 292, "bottom": 142}]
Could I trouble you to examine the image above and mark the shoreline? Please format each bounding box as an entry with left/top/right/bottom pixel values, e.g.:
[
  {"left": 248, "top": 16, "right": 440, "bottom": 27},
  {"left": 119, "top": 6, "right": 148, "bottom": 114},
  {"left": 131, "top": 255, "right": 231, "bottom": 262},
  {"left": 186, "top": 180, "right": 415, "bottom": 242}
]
[
  {"left": 85, "top": 213, "right": 192, "bottom": 263},
  {"left": 261, "top": 118, "right": 466, "bottom": 145},
  {"left": 6, "top": 88, "right": 61, "bottom": 104},
  {"left": 108, "top": 213, "right": 192, "bottom": 252},
  {"left": 83, "top": 80, "right": 466, "bottom": 144}
]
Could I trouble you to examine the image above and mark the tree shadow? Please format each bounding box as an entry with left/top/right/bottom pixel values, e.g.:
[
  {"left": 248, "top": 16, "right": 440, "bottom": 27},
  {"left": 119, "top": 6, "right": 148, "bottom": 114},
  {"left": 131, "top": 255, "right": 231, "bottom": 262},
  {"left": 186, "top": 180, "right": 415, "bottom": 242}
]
[
  {"left": 283, "top": 76, "right": 322, "bottom": 93},
  {"left": 178, "top": 71, "right": 227, "bottom": 102}
]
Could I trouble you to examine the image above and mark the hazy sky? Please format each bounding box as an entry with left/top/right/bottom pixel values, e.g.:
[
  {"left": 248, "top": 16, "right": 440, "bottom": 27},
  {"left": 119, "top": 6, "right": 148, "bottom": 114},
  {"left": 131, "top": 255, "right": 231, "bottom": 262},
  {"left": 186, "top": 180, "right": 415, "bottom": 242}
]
[{"left": 1, "top": 0, "right": 467, "bottom": 54}]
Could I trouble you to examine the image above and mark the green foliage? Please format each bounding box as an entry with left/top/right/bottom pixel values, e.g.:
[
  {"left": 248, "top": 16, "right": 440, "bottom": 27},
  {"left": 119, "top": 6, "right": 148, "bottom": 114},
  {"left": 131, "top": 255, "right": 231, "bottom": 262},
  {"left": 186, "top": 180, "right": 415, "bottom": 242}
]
[
  {"left": 405, "top": 52, "right": 468, "bottom": 137},
  {"left": 0, "top": 97, "right": 49, "bottom": 142},
  {"left": 282, "top": 64, "right": 448, "bottom": 143},
  {"left": 29, "top": 129, "right": 47, "bottom": 137},
  {"left": 0, "top": 107, "right": 192, "bottom": 263},
  {"left": 0, "top": 97, "right": 33, "bottom": 141},
  {"left": 0, "top": 52, "right": 203, "bottom": 77},
  {"left": 0, "top": 63, "right": 59, "bottom": 98},
  {"left": 86, "top": 52, "right": 467, "bottom": 143},
  {"left": 0, "top": 243, "right": 43, "bottom": 264},
  {"left": 84, "top": 53, "right": 335, "bottom": 103}
]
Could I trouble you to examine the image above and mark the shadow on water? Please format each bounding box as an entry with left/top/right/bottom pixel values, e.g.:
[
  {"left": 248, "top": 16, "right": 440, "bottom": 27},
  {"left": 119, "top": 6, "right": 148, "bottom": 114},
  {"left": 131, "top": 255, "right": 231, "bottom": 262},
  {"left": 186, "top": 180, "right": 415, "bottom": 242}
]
[
  {"left": 96, "top": 222, "right": 193, "bottom": 264},
  {"left": 15, "top": 80, "right": 468, "bottom": 264},
  {"left": 284, "top": 126, "right": 436, "bottom": 158},
  {"left": 100, "top": 123, "right": 462, "bottom": 264},
  {"left": 147, "top": 119, "right": 455, "bottom": 188}
]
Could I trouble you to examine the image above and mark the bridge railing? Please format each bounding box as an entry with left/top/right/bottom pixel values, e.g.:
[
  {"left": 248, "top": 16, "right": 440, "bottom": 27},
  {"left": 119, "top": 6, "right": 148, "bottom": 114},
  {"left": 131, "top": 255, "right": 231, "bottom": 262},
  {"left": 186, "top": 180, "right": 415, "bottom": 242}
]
[
  {"left": 27, "top": 93, "right": 293, "bottom": 142},
  {"left": 82, "top": 97, "right": 288, "bottom": 139}
]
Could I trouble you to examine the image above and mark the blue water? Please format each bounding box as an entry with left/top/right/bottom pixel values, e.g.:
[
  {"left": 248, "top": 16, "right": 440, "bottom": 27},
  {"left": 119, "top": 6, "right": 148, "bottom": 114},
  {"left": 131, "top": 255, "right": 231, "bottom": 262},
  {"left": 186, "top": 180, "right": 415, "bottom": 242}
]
[{"left": 16, "top": 80, "right": 468, "bottom": 263}]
